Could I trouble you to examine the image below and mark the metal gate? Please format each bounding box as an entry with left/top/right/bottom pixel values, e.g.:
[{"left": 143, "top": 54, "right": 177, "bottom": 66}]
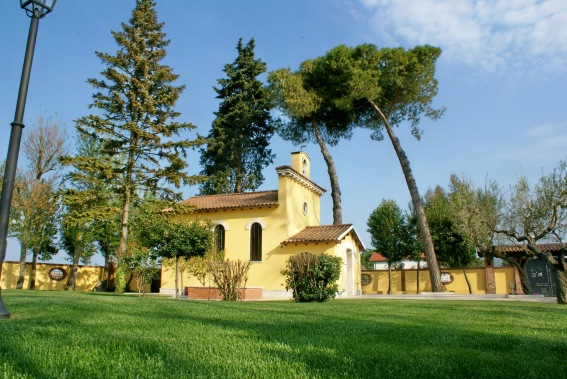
[{"left": 526, "top": 259, "right": 556, "bottom": 296}]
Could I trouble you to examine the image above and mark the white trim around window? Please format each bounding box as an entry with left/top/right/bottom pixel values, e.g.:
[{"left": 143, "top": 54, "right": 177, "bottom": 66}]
[
  {"left": 245, "top": 218, "right": 266, "bottom": 230},
  {"left": 213, "top": 220, "right": 229, "bottom": 231}
]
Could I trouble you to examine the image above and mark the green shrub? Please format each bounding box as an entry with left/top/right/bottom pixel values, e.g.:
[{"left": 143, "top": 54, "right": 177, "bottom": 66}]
[
  {"left": 282, "top": 252, "right": 342, "bottom": 302},
  {"left": 114, "top": 265, "right": 128, "bottom": 293}
]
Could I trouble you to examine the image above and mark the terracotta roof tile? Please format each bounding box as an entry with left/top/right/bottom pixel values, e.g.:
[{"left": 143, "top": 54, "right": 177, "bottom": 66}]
[
  {"left": 369, "top": 252, "right": 426, "bottom": 262},
  {"left": 282, "top": 224, "right": 354, "bottom": 245},
  {"left": 369, "top": 252, "right": 387, "bottom": 262},
  {"left": 495, "top": 243, "right": 566, "bottom": 253},
  {"left": 182, "top": 190, "right": 278, "bottom": 211}
]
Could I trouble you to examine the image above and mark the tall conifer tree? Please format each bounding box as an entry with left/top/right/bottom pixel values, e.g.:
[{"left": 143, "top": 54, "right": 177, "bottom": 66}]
[
  {"left": 70, "top": 0, "right": 201, "bottom": 260},
  {"left": 200, "top": 38, "right": 275, "bottom": 194}
]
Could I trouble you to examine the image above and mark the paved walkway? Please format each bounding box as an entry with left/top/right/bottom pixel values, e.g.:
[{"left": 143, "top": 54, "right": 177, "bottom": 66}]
[{"left": 342, "top": 293, "right": 558, "bottom": 303}]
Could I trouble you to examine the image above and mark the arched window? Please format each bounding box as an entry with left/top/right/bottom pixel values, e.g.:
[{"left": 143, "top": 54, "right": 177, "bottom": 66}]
[
  {"left": 250, "top": 222, "right": 262, "bottom": 261},
  {"left": 214, "top": 224, "right": 225, "bottom": 252}
]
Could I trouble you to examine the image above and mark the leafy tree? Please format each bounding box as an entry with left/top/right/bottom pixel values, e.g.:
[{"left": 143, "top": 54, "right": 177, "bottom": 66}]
[
  {"left": 424, "top": 186, "right": 476, "bottom": 293},
  {"left": 60, "top": 216, "right": 97, "bottom": 291},
  {"left": 71, "top": 0, "right": 202, "bottom": 266},
  {"left": 360, "top": 249, "right": 374, "bottom": 270},
  {"left": 187, "top": 249, "right": 225, "bottom": 287},
  {"left": 281, "top": 252, "right": 342, "bottom": 302},
  {"left": 448, "top": 175, "right": 535, "bottom": 294},
  {"left": 9, "top": 114, "right": 68, "bottom": 289},
  {"left": 367, "top": 199, "right": 418, "bottom": 294},
  {"left": 495, "top": 162, "right": 567, "bottom": 304},
  {"left": 134, "top": 201, "right": 214, "bottom": 298},
  {"left": 60, "top": 134, "right": 121, "bottom": 291},
  {"left": 200, "top": 38, "right": 275, "bottom": 194},
  {"left": 268, "top": 63, "right": 373, "bottom": 224},
  {"left": 297, "top": 44, "right": 442, "bottom": 290},
  {"left": 13, "top": 174, "right": 59, "bottom": 290},
  {"left": 122, "top": 241, "right": 159, "bottom": 297},
  {"left": 350, "top": 44, "right": 446, "bottom": 292},
  {"left": 277, "top": 44, "right": 445, "bottom": 290}
]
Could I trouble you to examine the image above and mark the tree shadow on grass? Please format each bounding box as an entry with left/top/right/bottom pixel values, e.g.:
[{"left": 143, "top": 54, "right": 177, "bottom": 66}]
[{"left": 1, "top": 293, "right": 566, "bottom": 378}]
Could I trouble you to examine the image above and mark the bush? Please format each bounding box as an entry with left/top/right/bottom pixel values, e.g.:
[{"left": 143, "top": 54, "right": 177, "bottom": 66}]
[
  {"left": 123, "top": 242, "right": 159, "bottom": 297},
  {"left": 114, "top": 265, "right": 128, "bottom": 294},
  {"left": 208, "top": 259, "right": 250, "bottom": 301},
  {"left": 188, "top": 249, "right": 225, "bottom": 287},
  {"left": 282, "top": 252, "right": 342, "bottom": 302}
]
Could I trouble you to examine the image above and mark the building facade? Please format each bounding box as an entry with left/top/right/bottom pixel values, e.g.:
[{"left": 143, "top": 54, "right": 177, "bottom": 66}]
[{"left": 160, "top": 152, "right": 365, "bottom": 299}]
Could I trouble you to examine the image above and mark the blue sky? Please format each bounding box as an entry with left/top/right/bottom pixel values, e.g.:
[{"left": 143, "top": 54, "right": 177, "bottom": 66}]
[{"left": 1, "top": 0, "right": 566, "bottom": 264}]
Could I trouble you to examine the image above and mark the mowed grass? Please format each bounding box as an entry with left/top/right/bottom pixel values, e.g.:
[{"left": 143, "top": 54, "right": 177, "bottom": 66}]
[{"left": 0, "top": 291, "right": 566, "bottom": 379}]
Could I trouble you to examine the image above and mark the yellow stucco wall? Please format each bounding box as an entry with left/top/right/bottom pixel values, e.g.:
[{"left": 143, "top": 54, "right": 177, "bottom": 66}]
[
  {"left": 1, "top": 261, "right": 105, "bottom": 291},
  {"left": 494, "top": 267, "right": 516, "bottom": 294},
  {"left": 171, "top": 204, "right": 291, "bottom": 292},
  {"left": 162, "top": 234, "right": 362, "bottom": 297},
  {"left": 279, "top": 174, "right": 321, "bottom": 238},
  {"left": 162, "top": 154, "right": 362, "bottom": 298},
  {"left": 362, "top": 267, "right": 516, "bottom": 295}
]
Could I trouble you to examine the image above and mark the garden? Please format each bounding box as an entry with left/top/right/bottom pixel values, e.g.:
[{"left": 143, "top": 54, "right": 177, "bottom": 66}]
[{"left": 0, "top": 290, "right": 565, "bottom": 378}]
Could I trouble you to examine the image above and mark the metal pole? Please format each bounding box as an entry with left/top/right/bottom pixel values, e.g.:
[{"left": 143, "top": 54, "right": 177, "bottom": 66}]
[{"left": 0, "top": 9, "right": 41, "bottom": 319}]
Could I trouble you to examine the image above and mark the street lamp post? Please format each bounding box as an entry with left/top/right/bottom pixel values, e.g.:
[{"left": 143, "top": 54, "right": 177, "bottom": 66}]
[{"left": 0, "top": 0, "right": 57, "bottom": 319}]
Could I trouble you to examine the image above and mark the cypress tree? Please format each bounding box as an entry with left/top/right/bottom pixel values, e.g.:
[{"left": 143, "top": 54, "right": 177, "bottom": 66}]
[{"left": 200, "top": 38, "right": 275, "bottom": 194}]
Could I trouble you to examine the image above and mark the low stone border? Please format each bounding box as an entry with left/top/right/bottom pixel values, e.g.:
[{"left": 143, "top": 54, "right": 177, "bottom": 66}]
[{"left": 185, "top": 286, "right": 263, "bottom": 300}]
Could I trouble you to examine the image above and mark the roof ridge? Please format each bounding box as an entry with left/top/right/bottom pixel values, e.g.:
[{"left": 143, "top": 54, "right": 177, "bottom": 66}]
[
  {"left": 275, "top": 165, "right": 326, "bottom": 194},
  {"left": 183, "top": 189, "right": 278, "bottom": 201}
]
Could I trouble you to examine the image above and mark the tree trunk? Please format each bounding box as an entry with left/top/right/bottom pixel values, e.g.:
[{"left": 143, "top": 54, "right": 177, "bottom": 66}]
[
  {"left": 175, "top": 256, "right": 180, "bottom": 299},
  {"left": 312, "top": 119, "right": 342, "bottom": 225},
  {"left": 503, "top": 258, "right": 533, "bottom": 295},
  {"left": 66, "top": 241, "right": 81, "bottom": 291},
  {"left": 416, "top": 258, "right": 421, "bottom": 294},
  {"left": 368, "top": 99, "right": 442, "bottom": 291},
  {"left": 118, "top": 138, "right": 136, "bottom": 260},
  {"left": 541, "top": 252, "right": 567, "bottom": 305},
  {"left": 517, "top": 261, "right": 533, "bottom": 295},
  {"left": 552, "top": 267, "right": 567, "bottom": 305},
  {"left": 118, "top": 187, "right": 131, "bottom": 260},
  {"left": 180, "top": 267, "right": 185, "bottom": 296},
  {"left": 387, "top": 263, "right": 392, "bottom": 295},
  {"left": 104, "top": 251, "right": 111, "bottom": 291},
  {"left": 29, "top": 250, "right": 38, "bottom": 290},
  {"left": 16, "top": 242, "right": 27, "bottom": 289},
  {"left": 462, "top": 266, "right": 472, "bottom": 294}
]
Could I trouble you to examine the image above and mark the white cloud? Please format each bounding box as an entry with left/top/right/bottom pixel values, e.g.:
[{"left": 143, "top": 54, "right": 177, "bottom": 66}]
[
  {"left": 498, "top": 123, "right": 567, "bottom": 163},
  {"left": 357, "top": 0, "right": 567, "bottom": 76}
]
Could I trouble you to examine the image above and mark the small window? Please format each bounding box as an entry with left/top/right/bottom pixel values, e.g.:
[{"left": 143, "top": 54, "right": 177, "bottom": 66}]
[
  {"left": 302, "top": 159, "right": 307, "bottom": 175},
  {"left": 303, "top": 202, "right": 308, "bottom": 215},
  {"left": 214, "top": 224, "right": 225, "bottom": 252},
  {"left": 250, "top": 222, "right": 262, "bottom": 261}
]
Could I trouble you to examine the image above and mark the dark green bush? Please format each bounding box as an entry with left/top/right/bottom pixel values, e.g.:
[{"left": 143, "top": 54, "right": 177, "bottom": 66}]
[{"left": 281, "top": 252, "right": 342, "bottom": 302}]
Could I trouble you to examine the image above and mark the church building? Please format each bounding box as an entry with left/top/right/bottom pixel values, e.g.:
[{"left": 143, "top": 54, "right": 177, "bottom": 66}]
[{"left": 160, "top": 151, "right": 365, "bottom": 300}]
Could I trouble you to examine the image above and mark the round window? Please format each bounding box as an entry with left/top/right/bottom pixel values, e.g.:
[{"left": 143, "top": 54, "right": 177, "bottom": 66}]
[
  {"left": 303, "top": 202, "right": 308, "bottom": 215},
  {"left": 440, "top": 272, "right": 454, "bottom": 284},
  {"left": 48, "top": 268, "right": 67, "bottom": 281},
  {"left": 361, "top": 273, "right": 373, "bottom": 286}
]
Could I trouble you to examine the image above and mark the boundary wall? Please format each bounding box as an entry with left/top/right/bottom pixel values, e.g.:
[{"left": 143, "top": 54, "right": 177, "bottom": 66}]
[
  {"left": 361, "top": 267, "right": 519, "bottom": 295},
  {"left": 1, "top": 261, "right": 106, "bottom": 292}
]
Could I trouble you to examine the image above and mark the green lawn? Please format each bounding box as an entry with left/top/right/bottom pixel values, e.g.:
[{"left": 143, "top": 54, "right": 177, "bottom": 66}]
[{"left": 0, "top": 291, "right": 566, "bottom": 378}]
